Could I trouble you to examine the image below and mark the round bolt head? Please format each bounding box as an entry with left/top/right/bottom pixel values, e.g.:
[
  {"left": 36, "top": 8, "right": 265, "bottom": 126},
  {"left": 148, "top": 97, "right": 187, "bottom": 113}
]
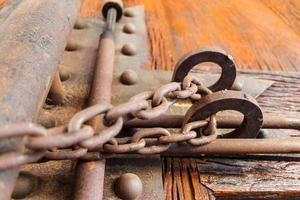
[
  {"left": 123, "top": 23, "right": 136, "bottom": 34},
  {"left": 120, "top": 69, "right": 138, "bottom": 85},
  {"left": 124, "top": 9, "right": 135, "bottom": 17},
  {"left": 12, "top": 171, "right": 38, "bottom": 199},
  {"left": 114, "top": 173, "right": 143, "bottom": 200},
  {"left": 58, "top": 65, "right": 70, "bottom": 81},
  {"left": 257, "top": 129, "right": 268, "bottom": 138},
  {"left": 74, "top": 19, "right": 89, "bottom": 30},
  {"left": 121, "top": 44, "right": 136, "bottom": 56},
  {"left": 231, "top": 79, "right": 244, "bottom": 91},
  {"left": 37, "top": 112, "right": 56, "bottom": 128}
]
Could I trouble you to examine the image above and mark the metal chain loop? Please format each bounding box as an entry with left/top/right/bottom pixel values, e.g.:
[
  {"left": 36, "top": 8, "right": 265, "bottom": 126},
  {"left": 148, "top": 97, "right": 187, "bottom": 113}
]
[
  {"left": 131, "top": 128, "right": 171, "bottom": 154},
  {"left": 103, "top": 137, "right": 146, "bottom": 153},
  {"left": 184, "top": 116, "right": 217, "bottom": 146},
  {"left": 0, "top": 74, "right": 232, "bottom": 171},
  {"left": 130, "top": 91, "right": 174, "bottom": 120}
]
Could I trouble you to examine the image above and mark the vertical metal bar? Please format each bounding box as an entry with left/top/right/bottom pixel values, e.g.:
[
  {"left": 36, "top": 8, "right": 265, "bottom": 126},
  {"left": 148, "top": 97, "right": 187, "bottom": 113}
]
[
  {"left": 106, "top": 8, "right": 117, "bottom": 32},
  {"left": 0, "top": 0, "right": 81, "bottom": 198},
  {"left": 74, "top": 29, "right": 116, "bottom": 200}
]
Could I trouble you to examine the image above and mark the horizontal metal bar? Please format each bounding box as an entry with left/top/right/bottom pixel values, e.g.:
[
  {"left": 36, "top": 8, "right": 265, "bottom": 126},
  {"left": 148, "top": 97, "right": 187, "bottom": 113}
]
[
  {"left": 163, "top": 138, "right": 300, "bottom": 155},
  {"left": 125, "top": 114, "right": 300, "bottom": 130}
]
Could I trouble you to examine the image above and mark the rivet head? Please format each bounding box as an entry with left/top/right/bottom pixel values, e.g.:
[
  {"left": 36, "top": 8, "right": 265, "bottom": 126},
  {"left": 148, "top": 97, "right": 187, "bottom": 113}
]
[
  {"left": 58, "top": 65, "right": 70, "bottom": 81},
  {"left": 121, "top": 44, "right": 136, "bottom": 56},
  {"left": 231, "top": 79, "right": 243, "bottom": 91},
  {"left": 12, "top": 171, "right": 38, "bottom": 199},
  {"left": 124, "top": 9, "right": 135, "bottom": 17},
  {"left": 123, "top": 23, "right": 136, "bottom": 34},
  {"left": 74, "top": 19, "right": 89, "bottom": 30},
  {"left": 114, "top": 173, "right": 143, "bottom": 200},
  {"left": 120, "top": 69, "right": 138, "bottom": 85},
  {"left": 37, "top": 112, "right": 57, "bottom": 128},
  {"left": 257, "top": 129, "right": 268, "bottom": 138}
]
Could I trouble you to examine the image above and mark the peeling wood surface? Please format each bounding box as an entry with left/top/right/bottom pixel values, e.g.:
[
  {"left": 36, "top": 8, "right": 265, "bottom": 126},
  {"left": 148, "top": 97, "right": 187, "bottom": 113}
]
[{"left": 164, "top": 157, "right": 300, "bottom": 200}]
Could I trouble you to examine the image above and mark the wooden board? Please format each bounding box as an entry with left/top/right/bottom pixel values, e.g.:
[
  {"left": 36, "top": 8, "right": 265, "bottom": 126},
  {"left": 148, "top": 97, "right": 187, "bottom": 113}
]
[{"left": 78, "top": 0, "right": 300, "bottom": 72}]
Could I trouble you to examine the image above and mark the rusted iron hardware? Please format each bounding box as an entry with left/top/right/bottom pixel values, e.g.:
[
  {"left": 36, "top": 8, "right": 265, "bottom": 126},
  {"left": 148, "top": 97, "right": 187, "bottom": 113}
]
[
  {"left": 1, "top": 1, "right": 300, "bottom": 199},
  {"left": 1, "top": 58, "right": 300, "bottom": 170}
]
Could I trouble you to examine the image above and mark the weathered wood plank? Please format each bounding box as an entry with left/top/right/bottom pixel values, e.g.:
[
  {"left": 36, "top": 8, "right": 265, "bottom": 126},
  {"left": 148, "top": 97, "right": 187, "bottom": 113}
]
[
  {"left": 78, "top": 0, "right": 300, "bottom": 72},
  {"left": 198, "top": 158, "right": 300, "bottom": 199}
]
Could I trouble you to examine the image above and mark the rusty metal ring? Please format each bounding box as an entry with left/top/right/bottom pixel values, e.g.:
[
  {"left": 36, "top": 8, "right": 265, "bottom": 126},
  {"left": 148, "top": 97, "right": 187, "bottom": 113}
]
[
  {"left": 172, "top": 47, "right": 237, "bottom": 91},
  {"left": 134, "top": 97, "right": 173, "bottom": 120},
  {"left": 103, "top": 138, "right": 146, "bottom": 153},
  {"left": 183, "top": 90, "right": 263, "bottom": 138},
  {"left": 188, "top": 131, "right": 217, "bottom": 146},
  {"left": 158, "top": 132, "right": 197, "bottom": 144},
  {"left": 152, "top": 82, "right": 181, "bottom": 107},
  {"left": 130, "top": 91, "right": 174, "bottom": 119},
  {"left": 68, "top": 103, "right": 112, "bottom": 132},
  {"left": 79, "top": 117, "right": 123, "bottom": 151},
  {"left": 105, "top": 100, "right": 148, "bottom": 123},
  {"left": 129, "top": 91, "right": 154, "bottom": 102},
  {"left": 182, "top": 119, "right": 217, "bottom": 145},
  {"left": 0, "top": 123, "right": 47, "bottom": 139},
  {"left": 171, "top": 83, "right": 198, "bottom": 99},
  {"left": 26, "top": 126, "right": 94, "bottom": 150},
  {"left": 182, "top": 75, "right": 203, "bottom": 89},
  {"left": 0, "top": 151, "right": 45, "bottom": 171},
  {"left": 44, "top": 148, "right": 88, "bottom": 160},
  {"left": 132, "top": 128, "right": 171, "bottom": 154}
]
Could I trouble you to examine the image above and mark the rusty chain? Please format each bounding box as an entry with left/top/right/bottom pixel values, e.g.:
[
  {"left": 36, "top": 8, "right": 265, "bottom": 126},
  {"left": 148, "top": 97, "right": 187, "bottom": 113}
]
[{"left": 0, "top": 74, "right": 220, "bottom": 170}]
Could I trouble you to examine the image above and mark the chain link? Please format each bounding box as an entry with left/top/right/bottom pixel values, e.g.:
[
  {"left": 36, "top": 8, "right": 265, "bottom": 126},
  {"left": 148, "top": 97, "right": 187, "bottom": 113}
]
[{"left": 0, "top": 75, "right": 217, "bottom": 170}]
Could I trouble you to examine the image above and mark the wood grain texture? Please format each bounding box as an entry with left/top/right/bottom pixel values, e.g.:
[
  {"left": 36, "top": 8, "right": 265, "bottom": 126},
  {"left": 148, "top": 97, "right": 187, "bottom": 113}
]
[
  {"left": 0, "top": 0, "right": 7, "bottom": 8},
  {"left": 79, "top": 0, "right": 300, "bottom": 72},
  {"left": 198, "top": 158, "right": 300, "bottom": 199}
]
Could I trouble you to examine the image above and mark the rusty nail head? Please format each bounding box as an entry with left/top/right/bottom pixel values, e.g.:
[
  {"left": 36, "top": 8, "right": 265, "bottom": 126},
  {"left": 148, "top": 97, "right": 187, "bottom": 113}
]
[
  {"left": 11, "top": 171, "right": 38, "bottom": 199},
  {"left": 231, "top": 79, "right": 244, "bottom": 91},
  {"left": 124, "top": 9, "right": 135, "bottom": 17},
  {"left": 121, "top": 44, "right": 137, "bottom": 56},
  {"left": 123, "top": 23, "right": 136, "bottom": 34},
  {"left": 120, "top": 69, "right": 139, "bottom": 85},
  {"left": 114, "top": 173, "right": 143, "bottom": 200}
]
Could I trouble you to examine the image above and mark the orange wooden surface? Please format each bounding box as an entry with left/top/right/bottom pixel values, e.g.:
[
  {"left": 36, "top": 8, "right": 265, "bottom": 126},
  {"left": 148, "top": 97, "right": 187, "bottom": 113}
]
[{"left": 80, "top": 0, "right": 300, "bottom": 72}]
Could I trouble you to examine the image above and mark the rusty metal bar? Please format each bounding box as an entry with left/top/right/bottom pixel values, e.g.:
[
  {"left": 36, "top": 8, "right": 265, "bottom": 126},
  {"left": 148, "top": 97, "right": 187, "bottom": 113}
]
[
  {"left": 74, "top": 29, "right": 115, "bottom": 200},
  {"left": 0, "top": 0, "right": 81, "bottom": 198},
  {"left": 74, "top": 4, "right": 120, "bottom": 199},
  {"left": 125, "top": 114, "right": 300, "bottom": 130},
  {"left": 106, "top": 8, "right": 117, "bottom": 31},
  {"left": 163, "top": 138, "right": 300, "bottom": 155}
]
